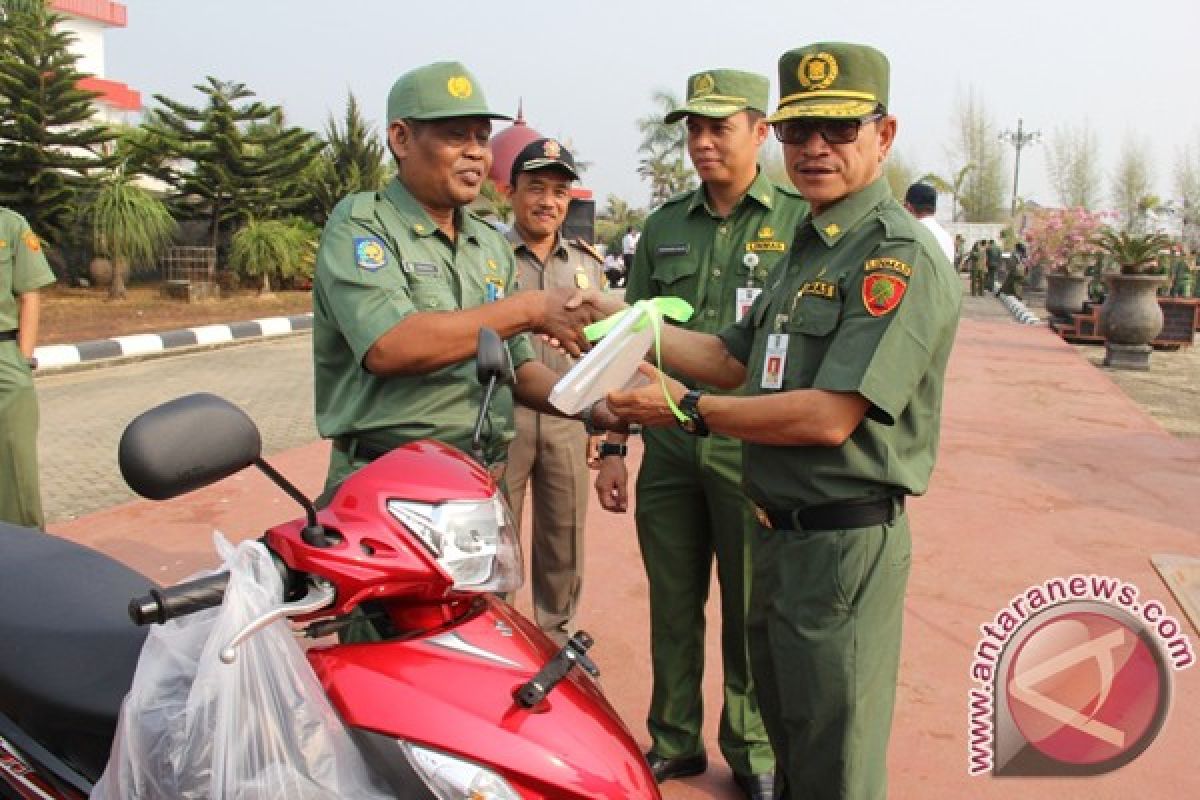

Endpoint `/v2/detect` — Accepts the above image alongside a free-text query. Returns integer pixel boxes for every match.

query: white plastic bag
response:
[549,303,657,415]
[92,533,390,799]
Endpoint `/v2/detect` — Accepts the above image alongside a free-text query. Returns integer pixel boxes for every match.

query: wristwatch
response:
[597,442,627,458]
[579,400,603,435]
[677,390,709,437]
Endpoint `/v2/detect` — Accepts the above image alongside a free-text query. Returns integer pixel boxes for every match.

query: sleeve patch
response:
[353,237,387,270]
[864,257,912,278]
[862,273,907,316]
[22,230,41,252]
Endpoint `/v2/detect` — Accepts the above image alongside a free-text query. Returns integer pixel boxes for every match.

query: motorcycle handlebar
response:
[128,571,230,626]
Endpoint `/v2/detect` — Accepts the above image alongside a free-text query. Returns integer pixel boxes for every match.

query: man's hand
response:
[595,456,629,512]
[534,288,607,357]
[587,398,629,433]
[586,434,605,469]
[606,363,686,427]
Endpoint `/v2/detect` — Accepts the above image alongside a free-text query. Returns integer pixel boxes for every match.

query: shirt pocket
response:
[407,272,456,311]
[651,256,698,292]
[786,296,840,337]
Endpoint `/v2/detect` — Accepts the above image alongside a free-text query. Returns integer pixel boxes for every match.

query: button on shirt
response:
[313,179,535,461]
[719,178,961,509]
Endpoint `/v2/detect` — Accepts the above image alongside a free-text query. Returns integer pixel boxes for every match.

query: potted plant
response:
[1092,228,1172,369]
[1023,208,1107,320]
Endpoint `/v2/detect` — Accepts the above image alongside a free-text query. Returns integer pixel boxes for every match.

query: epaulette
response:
[349,191,378,222]
[570,237,604,264]
[878,201,919,242]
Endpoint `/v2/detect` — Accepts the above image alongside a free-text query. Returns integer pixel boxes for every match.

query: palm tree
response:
[229,217,316,295]
[88,171,177,300]
[921,165,974,222]
[636,90,687,163]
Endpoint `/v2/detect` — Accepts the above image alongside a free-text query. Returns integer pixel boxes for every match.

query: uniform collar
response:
[506,226,568,260]
[383,178,480,243]
[807,176,891,247]
[686,168,776,216]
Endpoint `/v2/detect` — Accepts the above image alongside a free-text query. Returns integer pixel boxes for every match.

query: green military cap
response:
[664,69,769,124]
[768,42,889,122]
[387,61,512,123]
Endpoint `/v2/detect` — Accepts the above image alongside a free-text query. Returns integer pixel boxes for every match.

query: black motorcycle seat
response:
[0,522,151,781]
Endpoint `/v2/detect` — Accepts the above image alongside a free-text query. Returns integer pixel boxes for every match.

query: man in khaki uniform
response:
[504,138,606,645]
[596,69,808,800]
[312,62,612,497]
[603,43,961,799]
[0,208,56,528]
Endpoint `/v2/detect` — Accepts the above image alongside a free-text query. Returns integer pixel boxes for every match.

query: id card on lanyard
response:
[761,313,789,390]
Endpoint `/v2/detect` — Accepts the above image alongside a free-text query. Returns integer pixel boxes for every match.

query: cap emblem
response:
[543,139,561,158]
[693,73,716,97]
[446,76,473,99]
[798,53,838,90]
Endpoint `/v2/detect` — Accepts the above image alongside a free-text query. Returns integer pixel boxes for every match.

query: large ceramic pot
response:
[1044,273,1088,319]
[87,257,130,288]
[1026,263,1046,292]
[1099,273,1166,345]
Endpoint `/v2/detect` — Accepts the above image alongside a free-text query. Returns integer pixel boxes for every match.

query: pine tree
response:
[0,5,115,246]
[304,92,388,224]
[141,77,323,249]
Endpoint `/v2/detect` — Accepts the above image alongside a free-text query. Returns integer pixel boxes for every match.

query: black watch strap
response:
[677,389,709,437]
[597,441,627,458]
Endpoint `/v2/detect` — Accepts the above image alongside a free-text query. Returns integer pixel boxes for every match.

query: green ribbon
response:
[583,297,694,422]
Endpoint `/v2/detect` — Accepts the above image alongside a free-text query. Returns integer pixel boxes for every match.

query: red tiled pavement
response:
[50,315,1200,798]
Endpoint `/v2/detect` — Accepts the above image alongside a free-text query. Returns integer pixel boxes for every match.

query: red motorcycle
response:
[0,330,660,799]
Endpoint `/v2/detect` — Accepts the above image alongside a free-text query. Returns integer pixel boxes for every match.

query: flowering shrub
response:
[1023,208,1112,275]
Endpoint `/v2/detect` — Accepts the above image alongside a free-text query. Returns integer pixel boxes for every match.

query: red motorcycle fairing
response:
[308,596,661,800]
[267,441,498,616]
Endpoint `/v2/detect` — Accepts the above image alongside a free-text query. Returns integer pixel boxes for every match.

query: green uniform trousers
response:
[635,427,773,776]
[969,269,986,297]
[748,512,911,800]
[0,353,44,529]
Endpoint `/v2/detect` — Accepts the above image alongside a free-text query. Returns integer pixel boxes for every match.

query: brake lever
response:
[219,579,336,663]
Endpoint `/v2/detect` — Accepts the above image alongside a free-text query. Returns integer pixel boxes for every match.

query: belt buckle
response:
[752,503,774,530]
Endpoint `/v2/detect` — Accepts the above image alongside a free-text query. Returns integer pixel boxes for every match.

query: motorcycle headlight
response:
[399,741,520,800]
[388,493,523,592]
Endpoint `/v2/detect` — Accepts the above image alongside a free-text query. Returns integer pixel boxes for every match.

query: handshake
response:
[531,288,627,358]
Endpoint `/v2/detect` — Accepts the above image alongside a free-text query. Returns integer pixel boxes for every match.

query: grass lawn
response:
[37,284,313,345]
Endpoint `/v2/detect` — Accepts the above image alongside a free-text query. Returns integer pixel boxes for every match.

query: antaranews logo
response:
[967,574,1194,777]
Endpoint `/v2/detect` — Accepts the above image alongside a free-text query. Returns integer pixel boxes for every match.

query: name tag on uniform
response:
[655,243,690,257]
[736,287,761,323]
[761,333,788,390]
[403,260,438,275]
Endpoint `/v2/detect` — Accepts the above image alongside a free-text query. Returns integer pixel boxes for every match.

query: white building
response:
[50,0,141,123]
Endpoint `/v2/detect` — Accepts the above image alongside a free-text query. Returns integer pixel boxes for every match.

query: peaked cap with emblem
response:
[664,69,769,124]
[510,137,580,185]
[768,42,889,122]
[387,61,512,123]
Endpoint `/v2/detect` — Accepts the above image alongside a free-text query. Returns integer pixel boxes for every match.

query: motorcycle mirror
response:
[475,327,514,387]
[119,393,262,500]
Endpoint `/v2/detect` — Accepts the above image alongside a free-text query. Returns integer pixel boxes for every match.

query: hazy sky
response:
[104,0,1199,213]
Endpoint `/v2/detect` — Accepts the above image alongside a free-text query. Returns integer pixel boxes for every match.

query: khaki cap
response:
[664,69,769,124]
[386,61,512,123]
[768,42,889,122]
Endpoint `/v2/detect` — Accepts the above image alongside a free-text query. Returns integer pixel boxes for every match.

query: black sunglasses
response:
[773,113,883,146]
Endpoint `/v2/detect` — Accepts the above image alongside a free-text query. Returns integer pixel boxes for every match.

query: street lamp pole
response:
[999,118,1041,218]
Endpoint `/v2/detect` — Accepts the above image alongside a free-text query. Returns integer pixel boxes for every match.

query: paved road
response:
[37,335,316,522]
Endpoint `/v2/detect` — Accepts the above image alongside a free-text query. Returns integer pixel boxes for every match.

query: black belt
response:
[754,495,904,532]
[332,436,393,462]
[0,330,16,342]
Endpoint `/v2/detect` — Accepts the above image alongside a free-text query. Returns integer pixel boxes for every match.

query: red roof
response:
[78,76,142,111]
[488,107,542,190]
[50,0,127,27]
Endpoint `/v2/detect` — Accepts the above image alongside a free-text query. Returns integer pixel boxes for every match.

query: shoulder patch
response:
[22,230,41,252]
[571,237,604,264]
[354,236,388,271]
[864,257,913,278]
[862,273,907,316]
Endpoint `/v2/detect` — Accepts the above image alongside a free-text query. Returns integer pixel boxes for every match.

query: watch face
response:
[679,417,697,434]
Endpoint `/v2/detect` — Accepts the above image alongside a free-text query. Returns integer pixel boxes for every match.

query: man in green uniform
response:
[312,62,610,496]
[985,238,1002,294]
[504,138,607,646]
[595,69,807,800]
[602,43,961,799]
[969,240,986,296]
[0,208,56,529]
